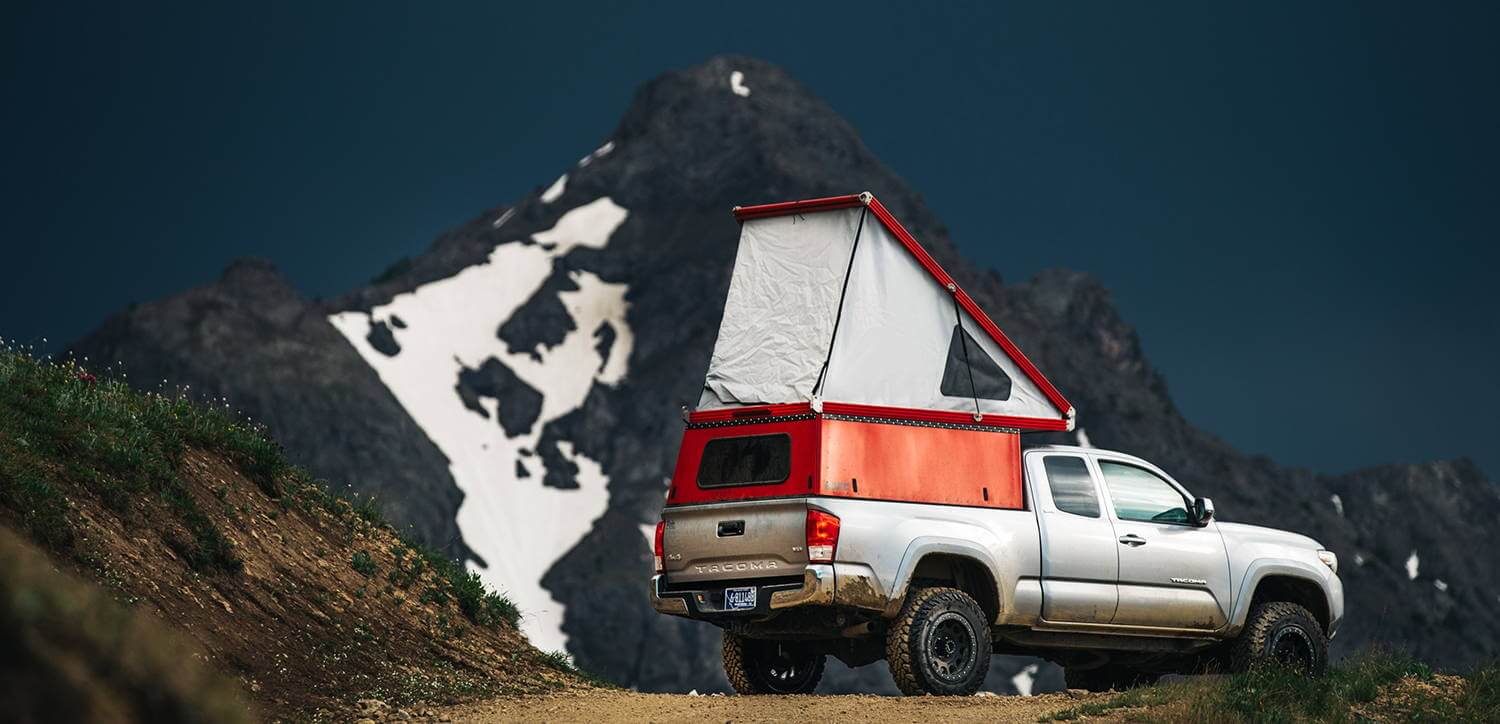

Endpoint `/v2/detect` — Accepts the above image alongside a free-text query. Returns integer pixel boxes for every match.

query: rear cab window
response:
[696,434,791,488]
[1042,455,1100,517]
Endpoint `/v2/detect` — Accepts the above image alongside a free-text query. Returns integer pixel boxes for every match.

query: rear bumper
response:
[651,563,888,619]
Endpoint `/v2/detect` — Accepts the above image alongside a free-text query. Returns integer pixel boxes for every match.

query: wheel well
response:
[910,553,1000,623]
[1249,575,1330,633]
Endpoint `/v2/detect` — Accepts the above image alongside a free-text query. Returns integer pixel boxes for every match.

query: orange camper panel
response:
[818,418,1022,508]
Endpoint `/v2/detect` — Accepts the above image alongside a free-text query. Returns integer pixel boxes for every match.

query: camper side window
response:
[940,324,1013,402]
[696,434,792,488]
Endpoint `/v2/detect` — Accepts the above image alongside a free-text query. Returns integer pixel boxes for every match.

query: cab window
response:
[1098,461,1191,524]
[1042,455,1099,518]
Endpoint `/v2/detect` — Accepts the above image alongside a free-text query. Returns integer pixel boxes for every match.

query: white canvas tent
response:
[699,193,1074,432]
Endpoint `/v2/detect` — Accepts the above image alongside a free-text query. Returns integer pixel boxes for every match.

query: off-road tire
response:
[885,586,993,696]
[1063,664,1157,692]
[1231,601,1328,675]
[721,633,825,694]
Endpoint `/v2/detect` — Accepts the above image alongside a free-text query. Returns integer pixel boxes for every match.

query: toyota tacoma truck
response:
[650,193,1342,695]
[651,440,1343,695]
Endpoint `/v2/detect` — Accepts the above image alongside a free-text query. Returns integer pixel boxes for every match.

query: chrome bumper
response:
[650,563,887,618]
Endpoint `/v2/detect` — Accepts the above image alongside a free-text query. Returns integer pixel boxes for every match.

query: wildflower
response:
[77,371,97,385]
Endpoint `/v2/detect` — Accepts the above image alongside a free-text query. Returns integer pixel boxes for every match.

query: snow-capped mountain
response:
[70,56,1500,692]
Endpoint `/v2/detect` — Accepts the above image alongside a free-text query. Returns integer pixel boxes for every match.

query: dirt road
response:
[436,689,1109,723]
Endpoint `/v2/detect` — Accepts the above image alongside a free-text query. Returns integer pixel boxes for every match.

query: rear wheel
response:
[1231,602,1328,675]
[886,587,992,696]
[722,634,825,694]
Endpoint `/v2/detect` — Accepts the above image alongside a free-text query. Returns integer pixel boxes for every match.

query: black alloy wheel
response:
[722,633,825,694]
[1231,601,1329,675]
[886,587,993,695]
[1269,622,1317,672]
[926,614,980,686]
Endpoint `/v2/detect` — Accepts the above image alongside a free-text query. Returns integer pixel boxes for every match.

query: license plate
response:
[724,586,757,611]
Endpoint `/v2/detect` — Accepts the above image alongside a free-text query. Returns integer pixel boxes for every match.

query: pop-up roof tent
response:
[695,192,1073,432]
[672,194,1073,510]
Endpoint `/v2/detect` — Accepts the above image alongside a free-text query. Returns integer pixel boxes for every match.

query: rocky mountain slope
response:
[69,56,1500,693]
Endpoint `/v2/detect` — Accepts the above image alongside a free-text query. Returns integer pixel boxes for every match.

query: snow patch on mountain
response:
[730,70,751,97]
[541,174,568,203]
[328,197,632,653]
[578,140,616,168]
[1011,663,1039,696]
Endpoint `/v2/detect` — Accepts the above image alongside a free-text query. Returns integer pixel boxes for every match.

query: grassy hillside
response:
[1043,650,1499,722]
[0,525,253,723]
[0,345,590,720]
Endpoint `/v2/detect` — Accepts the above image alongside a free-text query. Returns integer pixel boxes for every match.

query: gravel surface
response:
[436,689,1106,723]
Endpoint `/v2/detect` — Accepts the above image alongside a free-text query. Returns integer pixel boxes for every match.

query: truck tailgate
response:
[663,499,809,584]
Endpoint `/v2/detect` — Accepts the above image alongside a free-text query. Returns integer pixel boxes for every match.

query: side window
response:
[1099,461,1191,524]
[940,324,1012,401]
[1043,456,1099,518]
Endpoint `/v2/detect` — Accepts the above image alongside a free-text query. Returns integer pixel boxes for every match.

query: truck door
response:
[1095,459,1232,630]
[1028,452,1119,624]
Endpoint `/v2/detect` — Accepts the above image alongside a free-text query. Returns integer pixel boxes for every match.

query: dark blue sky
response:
[3,2,1496,477]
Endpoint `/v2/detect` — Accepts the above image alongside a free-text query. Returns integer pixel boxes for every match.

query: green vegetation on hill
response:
[0,344,520,631]
[1044,650,1500,722]
[0,526,253,723]
[0,345,594,718]
[0,344,268,571]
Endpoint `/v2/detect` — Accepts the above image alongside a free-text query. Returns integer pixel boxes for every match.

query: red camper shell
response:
[668,193,1073,510]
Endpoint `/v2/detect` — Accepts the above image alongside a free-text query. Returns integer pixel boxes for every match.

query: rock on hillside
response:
[69,55,1500,694]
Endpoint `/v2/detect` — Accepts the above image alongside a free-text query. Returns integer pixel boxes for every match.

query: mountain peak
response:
[218,257,292,295]
[602,56,882,209]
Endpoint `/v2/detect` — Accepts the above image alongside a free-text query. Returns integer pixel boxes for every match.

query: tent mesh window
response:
[696,434,792,488]
[940,324,1013,402]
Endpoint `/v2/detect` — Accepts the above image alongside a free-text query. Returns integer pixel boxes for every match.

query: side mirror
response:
[1193,497,1215,526]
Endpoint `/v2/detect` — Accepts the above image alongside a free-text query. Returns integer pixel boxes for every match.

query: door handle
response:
[1118,534,1147,547]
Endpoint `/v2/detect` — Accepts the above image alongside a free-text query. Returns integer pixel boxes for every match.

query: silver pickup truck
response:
[651,444,1344,696]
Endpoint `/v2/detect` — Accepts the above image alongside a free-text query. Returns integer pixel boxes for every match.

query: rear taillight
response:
[653,520,665,573]
[806,509,840,563]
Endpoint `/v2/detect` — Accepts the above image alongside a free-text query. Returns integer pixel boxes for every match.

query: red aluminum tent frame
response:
[690,193,1075,432]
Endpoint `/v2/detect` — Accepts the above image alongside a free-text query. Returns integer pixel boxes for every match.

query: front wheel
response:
[722,634,825,694]
[886,587,993,695]
[1231,602,1329,675]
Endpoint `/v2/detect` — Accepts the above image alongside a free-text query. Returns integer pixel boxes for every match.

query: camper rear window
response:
[696,434,791,488]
